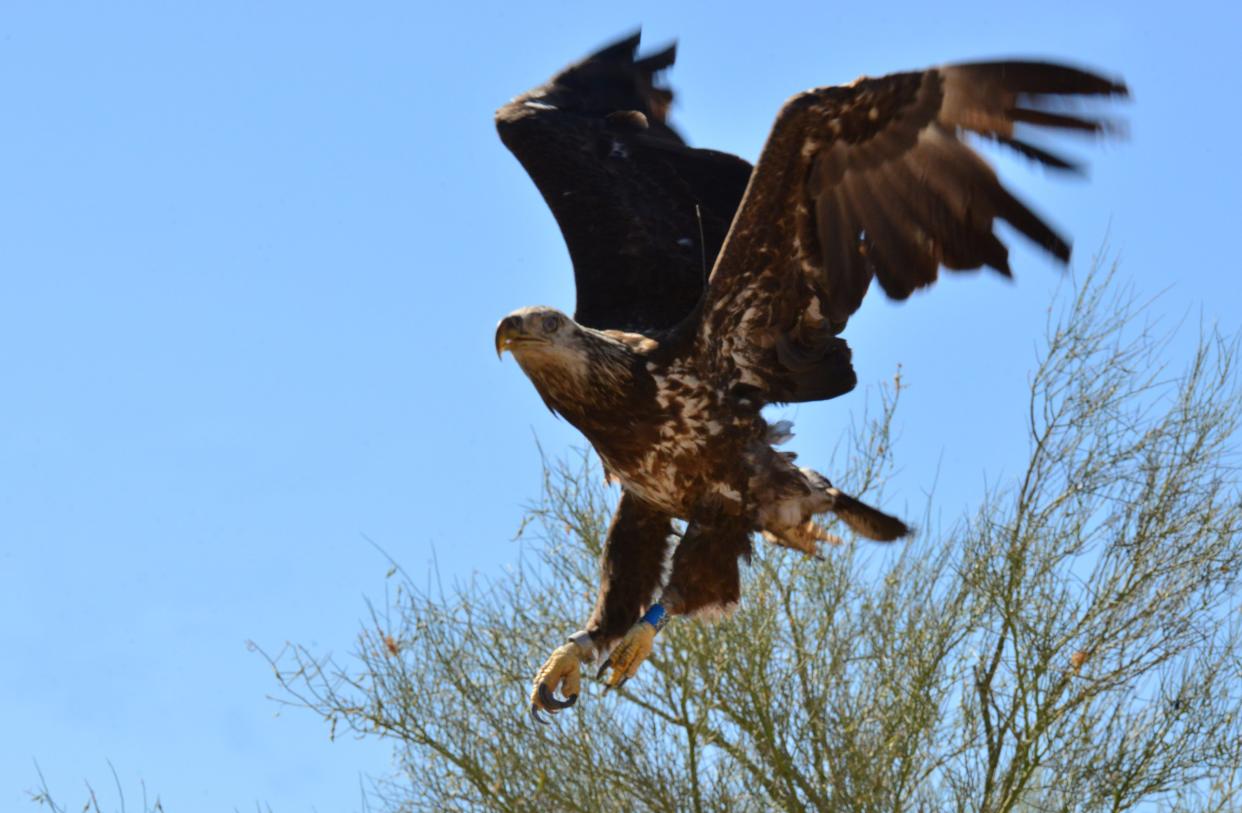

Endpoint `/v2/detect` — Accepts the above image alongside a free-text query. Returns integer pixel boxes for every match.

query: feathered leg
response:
[596,521,752,690]
[529,491,675,722]
[759,466,911,555]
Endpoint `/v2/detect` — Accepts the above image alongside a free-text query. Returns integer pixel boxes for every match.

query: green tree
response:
[263,265,1242,813]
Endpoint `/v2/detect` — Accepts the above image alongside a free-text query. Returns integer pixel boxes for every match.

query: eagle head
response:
[494,305,597,387]
[495,306,638,416]
[494,306,582,361]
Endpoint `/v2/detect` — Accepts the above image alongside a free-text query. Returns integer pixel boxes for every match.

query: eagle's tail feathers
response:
[828,489,912,542]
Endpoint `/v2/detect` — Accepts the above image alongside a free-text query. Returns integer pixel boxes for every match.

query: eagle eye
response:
[542,314,562,333]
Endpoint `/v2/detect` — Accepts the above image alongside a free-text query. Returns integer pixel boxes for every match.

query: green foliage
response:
[264,264,1242,812]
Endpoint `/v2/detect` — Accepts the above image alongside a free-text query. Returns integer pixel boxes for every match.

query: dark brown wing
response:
[695,62,1127,405]
[495,32,752,333]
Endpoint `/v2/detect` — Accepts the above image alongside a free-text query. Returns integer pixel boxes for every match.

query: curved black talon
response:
[595,658,613,681]
[529,704,550,725]
[538,683,577,711]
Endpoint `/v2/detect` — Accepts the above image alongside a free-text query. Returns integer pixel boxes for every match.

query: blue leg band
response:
[641,603,668,631]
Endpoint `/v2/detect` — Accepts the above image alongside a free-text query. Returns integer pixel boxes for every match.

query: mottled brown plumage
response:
[494,33,1127,719]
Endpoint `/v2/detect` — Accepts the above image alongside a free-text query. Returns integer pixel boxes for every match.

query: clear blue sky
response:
[2,1,1239,810]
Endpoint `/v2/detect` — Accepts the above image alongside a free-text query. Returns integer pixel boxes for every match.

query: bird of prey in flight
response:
[493,32,1126,721]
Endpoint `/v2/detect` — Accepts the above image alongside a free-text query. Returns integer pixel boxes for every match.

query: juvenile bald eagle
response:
[494,33,1126,721]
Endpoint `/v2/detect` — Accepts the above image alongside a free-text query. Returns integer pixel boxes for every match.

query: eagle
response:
[493,32,1126,721]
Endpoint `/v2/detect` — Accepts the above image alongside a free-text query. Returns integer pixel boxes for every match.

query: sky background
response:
[2,1,1239,810]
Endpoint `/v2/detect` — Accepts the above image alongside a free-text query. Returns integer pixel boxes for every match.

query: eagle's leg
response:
[529,492,675,722]
[757,467,911,553]
[761,521,841,558]
[528,633,592,724]
[595,602,667,693]
[597,521,752,691]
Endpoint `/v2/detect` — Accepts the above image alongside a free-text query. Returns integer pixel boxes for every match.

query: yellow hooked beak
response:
[494,315,546,359]
[495,316,518,359]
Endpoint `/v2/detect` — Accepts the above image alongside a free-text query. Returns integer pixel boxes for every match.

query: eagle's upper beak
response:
[495,314,543,359]
[495,315,520,358]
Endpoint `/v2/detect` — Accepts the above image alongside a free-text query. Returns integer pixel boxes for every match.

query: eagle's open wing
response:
[695,62,1127,404]
[496,32,753,333]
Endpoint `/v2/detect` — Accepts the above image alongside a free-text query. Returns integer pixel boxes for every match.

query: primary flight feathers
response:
[497,32,1127,347]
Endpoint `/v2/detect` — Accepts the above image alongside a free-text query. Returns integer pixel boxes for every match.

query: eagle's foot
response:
[529,633,593,724]
[596,604,667,692]
[762,521,841,559]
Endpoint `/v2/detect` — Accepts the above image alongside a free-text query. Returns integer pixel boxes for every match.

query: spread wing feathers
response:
[495,32,753,333]
[698,61,1127,405]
